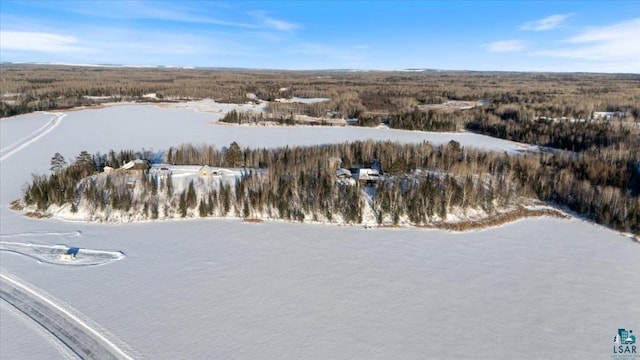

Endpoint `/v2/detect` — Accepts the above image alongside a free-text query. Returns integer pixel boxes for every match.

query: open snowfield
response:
[1,101,638,359]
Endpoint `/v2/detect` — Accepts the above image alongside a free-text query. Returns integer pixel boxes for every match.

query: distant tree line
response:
[465,109,638,152]
[220,110,296,126]
[5,65,638,128]
[386,109,465,131]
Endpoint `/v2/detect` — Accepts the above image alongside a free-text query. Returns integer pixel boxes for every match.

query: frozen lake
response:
[1,102,638,359]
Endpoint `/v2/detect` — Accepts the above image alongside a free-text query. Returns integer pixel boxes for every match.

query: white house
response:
[358,168,380,183]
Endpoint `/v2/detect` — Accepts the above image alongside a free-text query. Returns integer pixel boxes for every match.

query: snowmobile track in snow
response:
[0,112,65,161]
[0,231,125,267]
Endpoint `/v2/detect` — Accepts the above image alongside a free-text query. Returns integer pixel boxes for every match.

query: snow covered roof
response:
[336,168,352,178]
[198,165,213,175]
[120,161,134,170]
[121,160,149,170]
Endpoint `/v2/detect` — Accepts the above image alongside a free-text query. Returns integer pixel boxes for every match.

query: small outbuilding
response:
[60,247,79,261]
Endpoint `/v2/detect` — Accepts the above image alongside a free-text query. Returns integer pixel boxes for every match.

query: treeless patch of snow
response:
[274,97,330,104]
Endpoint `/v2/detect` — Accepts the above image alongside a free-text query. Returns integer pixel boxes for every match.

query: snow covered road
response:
[0,272,139,360]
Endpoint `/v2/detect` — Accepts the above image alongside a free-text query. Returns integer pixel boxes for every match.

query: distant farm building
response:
[593,111,625,120]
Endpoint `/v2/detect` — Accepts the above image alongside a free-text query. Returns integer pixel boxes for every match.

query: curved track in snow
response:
[0,112,65,162]
[0,271,141,360]
[0,231,125,266]
[0,230,82,239]
[0,241,125,267]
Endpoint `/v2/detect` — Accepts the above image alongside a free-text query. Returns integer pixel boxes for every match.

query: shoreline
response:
[12,200,573,234]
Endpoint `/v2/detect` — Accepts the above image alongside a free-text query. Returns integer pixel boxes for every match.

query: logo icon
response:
[615,329,637,345]
[613,328,638,359]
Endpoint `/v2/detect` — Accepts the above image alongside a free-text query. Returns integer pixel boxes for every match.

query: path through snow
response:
[0,241,125,266]
[0,230,125,266]
[0,112,65,161]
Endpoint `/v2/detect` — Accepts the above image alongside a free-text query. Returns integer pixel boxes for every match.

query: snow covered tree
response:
[74,150,95,176]
[50,152,67,172]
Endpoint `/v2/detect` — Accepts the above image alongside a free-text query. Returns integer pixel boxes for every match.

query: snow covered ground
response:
[1,102,638,359]
[160,98,267,114]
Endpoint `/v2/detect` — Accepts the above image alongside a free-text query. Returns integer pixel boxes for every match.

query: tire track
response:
[0,299,81,360]
[0,112,65,162]
[0,271,141,360]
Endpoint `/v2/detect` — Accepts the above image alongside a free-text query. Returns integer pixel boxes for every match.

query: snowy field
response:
[1,102,638,359]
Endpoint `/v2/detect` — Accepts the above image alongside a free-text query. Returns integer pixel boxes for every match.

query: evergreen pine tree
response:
[50,152,67,172]
[186,180,197,208]
[224,141,243,167]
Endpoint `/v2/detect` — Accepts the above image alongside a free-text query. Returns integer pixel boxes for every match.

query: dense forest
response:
[3,65,639,123]
[18,141,639,234]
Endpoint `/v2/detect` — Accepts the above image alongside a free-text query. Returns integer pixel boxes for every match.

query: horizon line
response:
[2,61,639,76]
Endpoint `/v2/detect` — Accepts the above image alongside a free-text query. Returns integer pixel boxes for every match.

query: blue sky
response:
[1,1,639,72]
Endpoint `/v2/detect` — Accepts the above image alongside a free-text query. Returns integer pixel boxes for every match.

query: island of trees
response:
[13,140,638,235]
